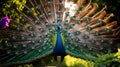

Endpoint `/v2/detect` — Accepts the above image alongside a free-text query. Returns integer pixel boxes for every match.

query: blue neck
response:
[53,29,66,56]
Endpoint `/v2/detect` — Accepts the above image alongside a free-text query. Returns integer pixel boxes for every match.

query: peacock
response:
[0,0,120,66]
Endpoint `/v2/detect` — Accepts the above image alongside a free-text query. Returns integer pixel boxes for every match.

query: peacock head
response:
[57,21,62,30]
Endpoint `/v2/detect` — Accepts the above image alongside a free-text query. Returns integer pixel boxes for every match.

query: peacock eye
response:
[21,35,27,40]
[64,21,68,25]
[36,5,40,10]
[58,2,62,6]
[31,47,35,50]
[74,31,80,35]
[22,44,27,48]
[16,26,22,31]
[83,17,90,22]
[34,20,40,24]
[15,51,19,55]
[57,10,62,14]
[86,26,92,31]
[39,28,44,32]
[108,40,114,45]
[47,1,51,5]
[105,28,111,33]
[21,17,27,23]
[48,12,52,16]
[90,39,96,44]
[94,31,99,36]
[26,10,32,14]
[45,22,51,27]
[39,14,45,19]
[69,24,75,28]
[65,12,69,16]
[76,20,81,24]
[83,34,89,39]
[23,51,27,54]
[74,37,80,42]
[100,38,105,43]
[57,17,62,21]
[31,39,36,44]
[7,50,11,54]
[82,43,87,47]
[70,16,76,20]
[76,10,80,14]
[46,34,52,38]
[29,32,36,37]
[28,26,34,31]
[49,29,55,33]
[13,45,17,49]
[12,35,17,40]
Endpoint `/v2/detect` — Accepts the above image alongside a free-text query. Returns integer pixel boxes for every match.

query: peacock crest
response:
[0,0,120,66]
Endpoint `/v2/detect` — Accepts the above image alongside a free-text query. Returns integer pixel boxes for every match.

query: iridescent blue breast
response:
[53,29,66,56]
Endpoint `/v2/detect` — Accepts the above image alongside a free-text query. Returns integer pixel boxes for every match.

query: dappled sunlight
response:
[115,48,120,59]
[64,55,94,67]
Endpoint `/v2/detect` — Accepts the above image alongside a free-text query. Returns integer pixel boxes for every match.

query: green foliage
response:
[0,0,7,18]
[2,0,26,21]
[94,49,120,67]
[93,0,120,25]
[93,0,106,7]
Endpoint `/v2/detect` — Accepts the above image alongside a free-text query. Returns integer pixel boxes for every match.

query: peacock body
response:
[0,0,120,66]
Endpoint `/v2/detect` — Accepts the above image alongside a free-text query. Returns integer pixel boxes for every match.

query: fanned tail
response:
[0,0,120,66]
[0,0,65,66]
[61,0,120,61]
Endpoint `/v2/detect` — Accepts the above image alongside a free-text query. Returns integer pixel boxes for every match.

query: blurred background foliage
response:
[94,51,120,67]
[0,0,26,21]
[92,0,120,25]
[0,0,120,67]
[0,0,27,30]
